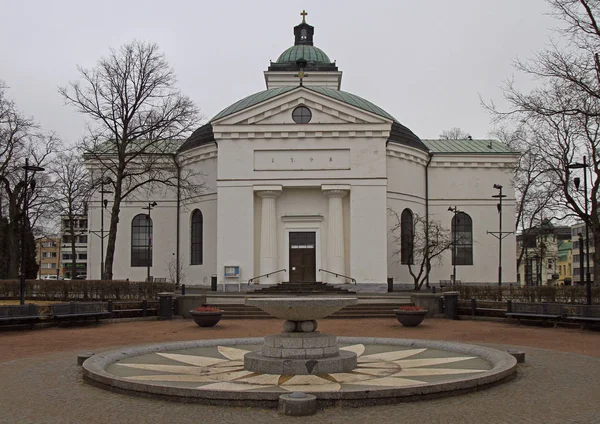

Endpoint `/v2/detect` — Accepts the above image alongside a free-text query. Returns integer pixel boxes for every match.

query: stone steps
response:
[250,281,356,295]
[215,302,411,319]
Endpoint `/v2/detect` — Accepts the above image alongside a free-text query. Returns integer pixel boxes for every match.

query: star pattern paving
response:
[114,344,489,392]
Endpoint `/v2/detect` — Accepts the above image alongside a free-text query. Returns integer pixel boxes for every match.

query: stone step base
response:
[215,302,413,319]
[250,281,356,295]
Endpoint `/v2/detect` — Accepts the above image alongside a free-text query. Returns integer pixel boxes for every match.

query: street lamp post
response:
[99,179,113,280]
[142,202,157,281]
[567,157,592,305]
[448,206,461,286]
[487,184,512,287]
[20,159,45,305]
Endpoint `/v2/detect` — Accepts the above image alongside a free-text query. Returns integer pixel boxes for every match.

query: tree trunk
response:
[7,192,22,279]
[594,231,600,286]
[70,217,77,279]
[104,181,122,280]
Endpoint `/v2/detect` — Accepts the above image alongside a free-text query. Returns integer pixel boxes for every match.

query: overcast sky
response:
[0,0,557,144]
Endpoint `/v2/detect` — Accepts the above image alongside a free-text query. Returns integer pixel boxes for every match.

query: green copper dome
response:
[276,45,331,64]
[211,86,395,122]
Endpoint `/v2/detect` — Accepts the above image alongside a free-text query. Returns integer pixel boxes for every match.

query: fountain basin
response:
[245,297,358,321]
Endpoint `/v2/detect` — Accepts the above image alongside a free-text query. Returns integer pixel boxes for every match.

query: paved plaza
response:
[1,318,599,423]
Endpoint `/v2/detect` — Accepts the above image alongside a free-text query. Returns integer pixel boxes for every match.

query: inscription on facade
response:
[254,149,350,171]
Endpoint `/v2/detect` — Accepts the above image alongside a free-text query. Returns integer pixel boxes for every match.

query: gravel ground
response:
[1,318,599,424]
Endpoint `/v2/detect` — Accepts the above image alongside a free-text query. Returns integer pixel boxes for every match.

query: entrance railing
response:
[318,269,357,285]
[247,269,287,285]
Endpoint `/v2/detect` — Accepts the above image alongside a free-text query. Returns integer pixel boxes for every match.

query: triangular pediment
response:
[213,87,391,127]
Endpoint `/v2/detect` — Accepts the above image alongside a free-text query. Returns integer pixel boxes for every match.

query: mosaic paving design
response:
[109,344,491,393]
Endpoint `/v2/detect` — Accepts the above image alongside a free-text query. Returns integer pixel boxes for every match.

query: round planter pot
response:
[393,310,428,327]
[190,311,223,327]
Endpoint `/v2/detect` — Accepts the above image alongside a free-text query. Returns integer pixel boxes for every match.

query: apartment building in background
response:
[571,222,595,285]
[60,215,88,279]
[36,236,61,279]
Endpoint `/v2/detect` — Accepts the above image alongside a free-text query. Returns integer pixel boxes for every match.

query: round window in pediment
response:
[292,106,312,124]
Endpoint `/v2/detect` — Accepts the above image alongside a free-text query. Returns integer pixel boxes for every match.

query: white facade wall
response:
[426,157,517,285]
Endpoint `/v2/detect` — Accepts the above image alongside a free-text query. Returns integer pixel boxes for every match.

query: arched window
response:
[451,212,473,265]
[191,209,203,265]
[131,214,152,267]
[400,209,414,264]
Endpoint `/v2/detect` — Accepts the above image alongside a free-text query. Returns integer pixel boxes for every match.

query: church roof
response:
[422,139,518,154]
[211,86,396,122]
[179,86,428,154]
[276,45,331,65]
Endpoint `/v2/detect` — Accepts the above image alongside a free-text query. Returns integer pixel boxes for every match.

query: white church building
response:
[86,15,518,292]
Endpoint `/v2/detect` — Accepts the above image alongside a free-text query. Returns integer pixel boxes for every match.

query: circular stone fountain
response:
[244,297,358,375]
[81,296,518,407]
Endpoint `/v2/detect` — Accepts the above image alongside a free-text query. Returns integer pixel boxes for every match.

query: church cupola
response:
[294,10,314,46]
[264,11,343,90]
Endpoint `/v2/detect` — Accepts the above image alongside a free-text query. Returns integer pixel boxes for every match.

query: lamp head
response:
[493,184,502,190]
[574,177,581,190]
[103,199,108,209]
[150,201,157,208]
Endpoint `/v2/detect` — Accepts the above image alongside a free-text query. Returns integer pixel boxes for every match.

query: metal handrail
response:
[318,269,357,285]
[248,269,287,285]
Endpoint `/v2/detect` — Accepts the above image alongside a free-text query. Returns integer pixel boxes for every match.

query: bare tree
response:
[389,209,454,290]
[0,82,58,278]
[166,253,187,288]
[439,127,471,140]
[60,41,201,280]
[487,0,600,284]
[491,126,561,272]
[49,151,91,279]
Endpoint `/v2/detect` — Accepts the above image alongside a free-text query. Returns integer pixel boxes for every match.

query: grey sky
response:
[0,0,556,143]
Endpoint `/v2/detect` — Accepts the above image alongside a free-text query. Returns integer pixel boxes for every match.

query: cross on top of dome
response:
[300,9,308,23]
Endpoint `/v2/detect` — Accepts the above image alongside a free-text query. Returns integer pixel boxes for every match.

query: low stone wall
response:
[176,295,207,318]
[410,292,443,317]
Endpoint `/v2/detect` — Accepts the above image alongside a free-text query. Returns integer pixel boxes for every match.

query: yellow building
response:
[557,240,572,286]
[36,237,61,279]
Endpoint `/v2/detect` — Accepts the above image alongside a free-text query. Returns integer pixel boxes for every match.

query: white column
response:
[323,188,348,283]
[257,189,282,284]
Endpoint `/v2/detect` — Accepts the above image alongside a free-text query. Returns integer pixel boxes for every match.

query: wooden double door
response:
[289,232,316,283]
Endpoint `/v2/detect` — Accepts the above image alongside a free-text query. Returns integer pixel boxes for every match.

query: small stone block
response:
[261,346,282,358]
[274,337,304,349]
[281,348,306,359]
[77,353,94,366]
[302,335,336,349]
[278,392,317,416]
[322,346,339,357]
[305,348,325,359]
[507,350,526,363]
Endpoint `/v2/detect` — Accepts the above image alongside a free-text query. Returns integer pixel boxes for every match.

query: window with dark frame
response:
[451,212,473,266]
[400,208,414,264]
[131,214,152,267]
[292,106,312,124]
[191,209,203,265]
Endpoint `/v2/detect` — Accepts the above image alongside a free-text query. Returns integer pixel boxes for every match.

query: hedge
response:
[0,279,175,301]
[454,284,600,304]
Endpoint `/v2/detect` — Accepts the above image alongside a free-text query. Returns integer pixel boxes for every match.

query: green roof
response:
[422,139,517,154]
[276,45,331,64]
[85,139,184,156]
[211,86,396,122]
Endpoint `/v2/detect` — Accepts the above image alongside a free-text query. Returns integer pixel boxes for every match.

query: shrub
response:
[455,284,600,304]
[0,279,175,301]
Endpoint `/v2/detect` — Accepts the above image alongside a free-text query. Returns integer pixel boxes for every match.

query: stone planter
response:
[393,309,428,327]
[190,310,222,327]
